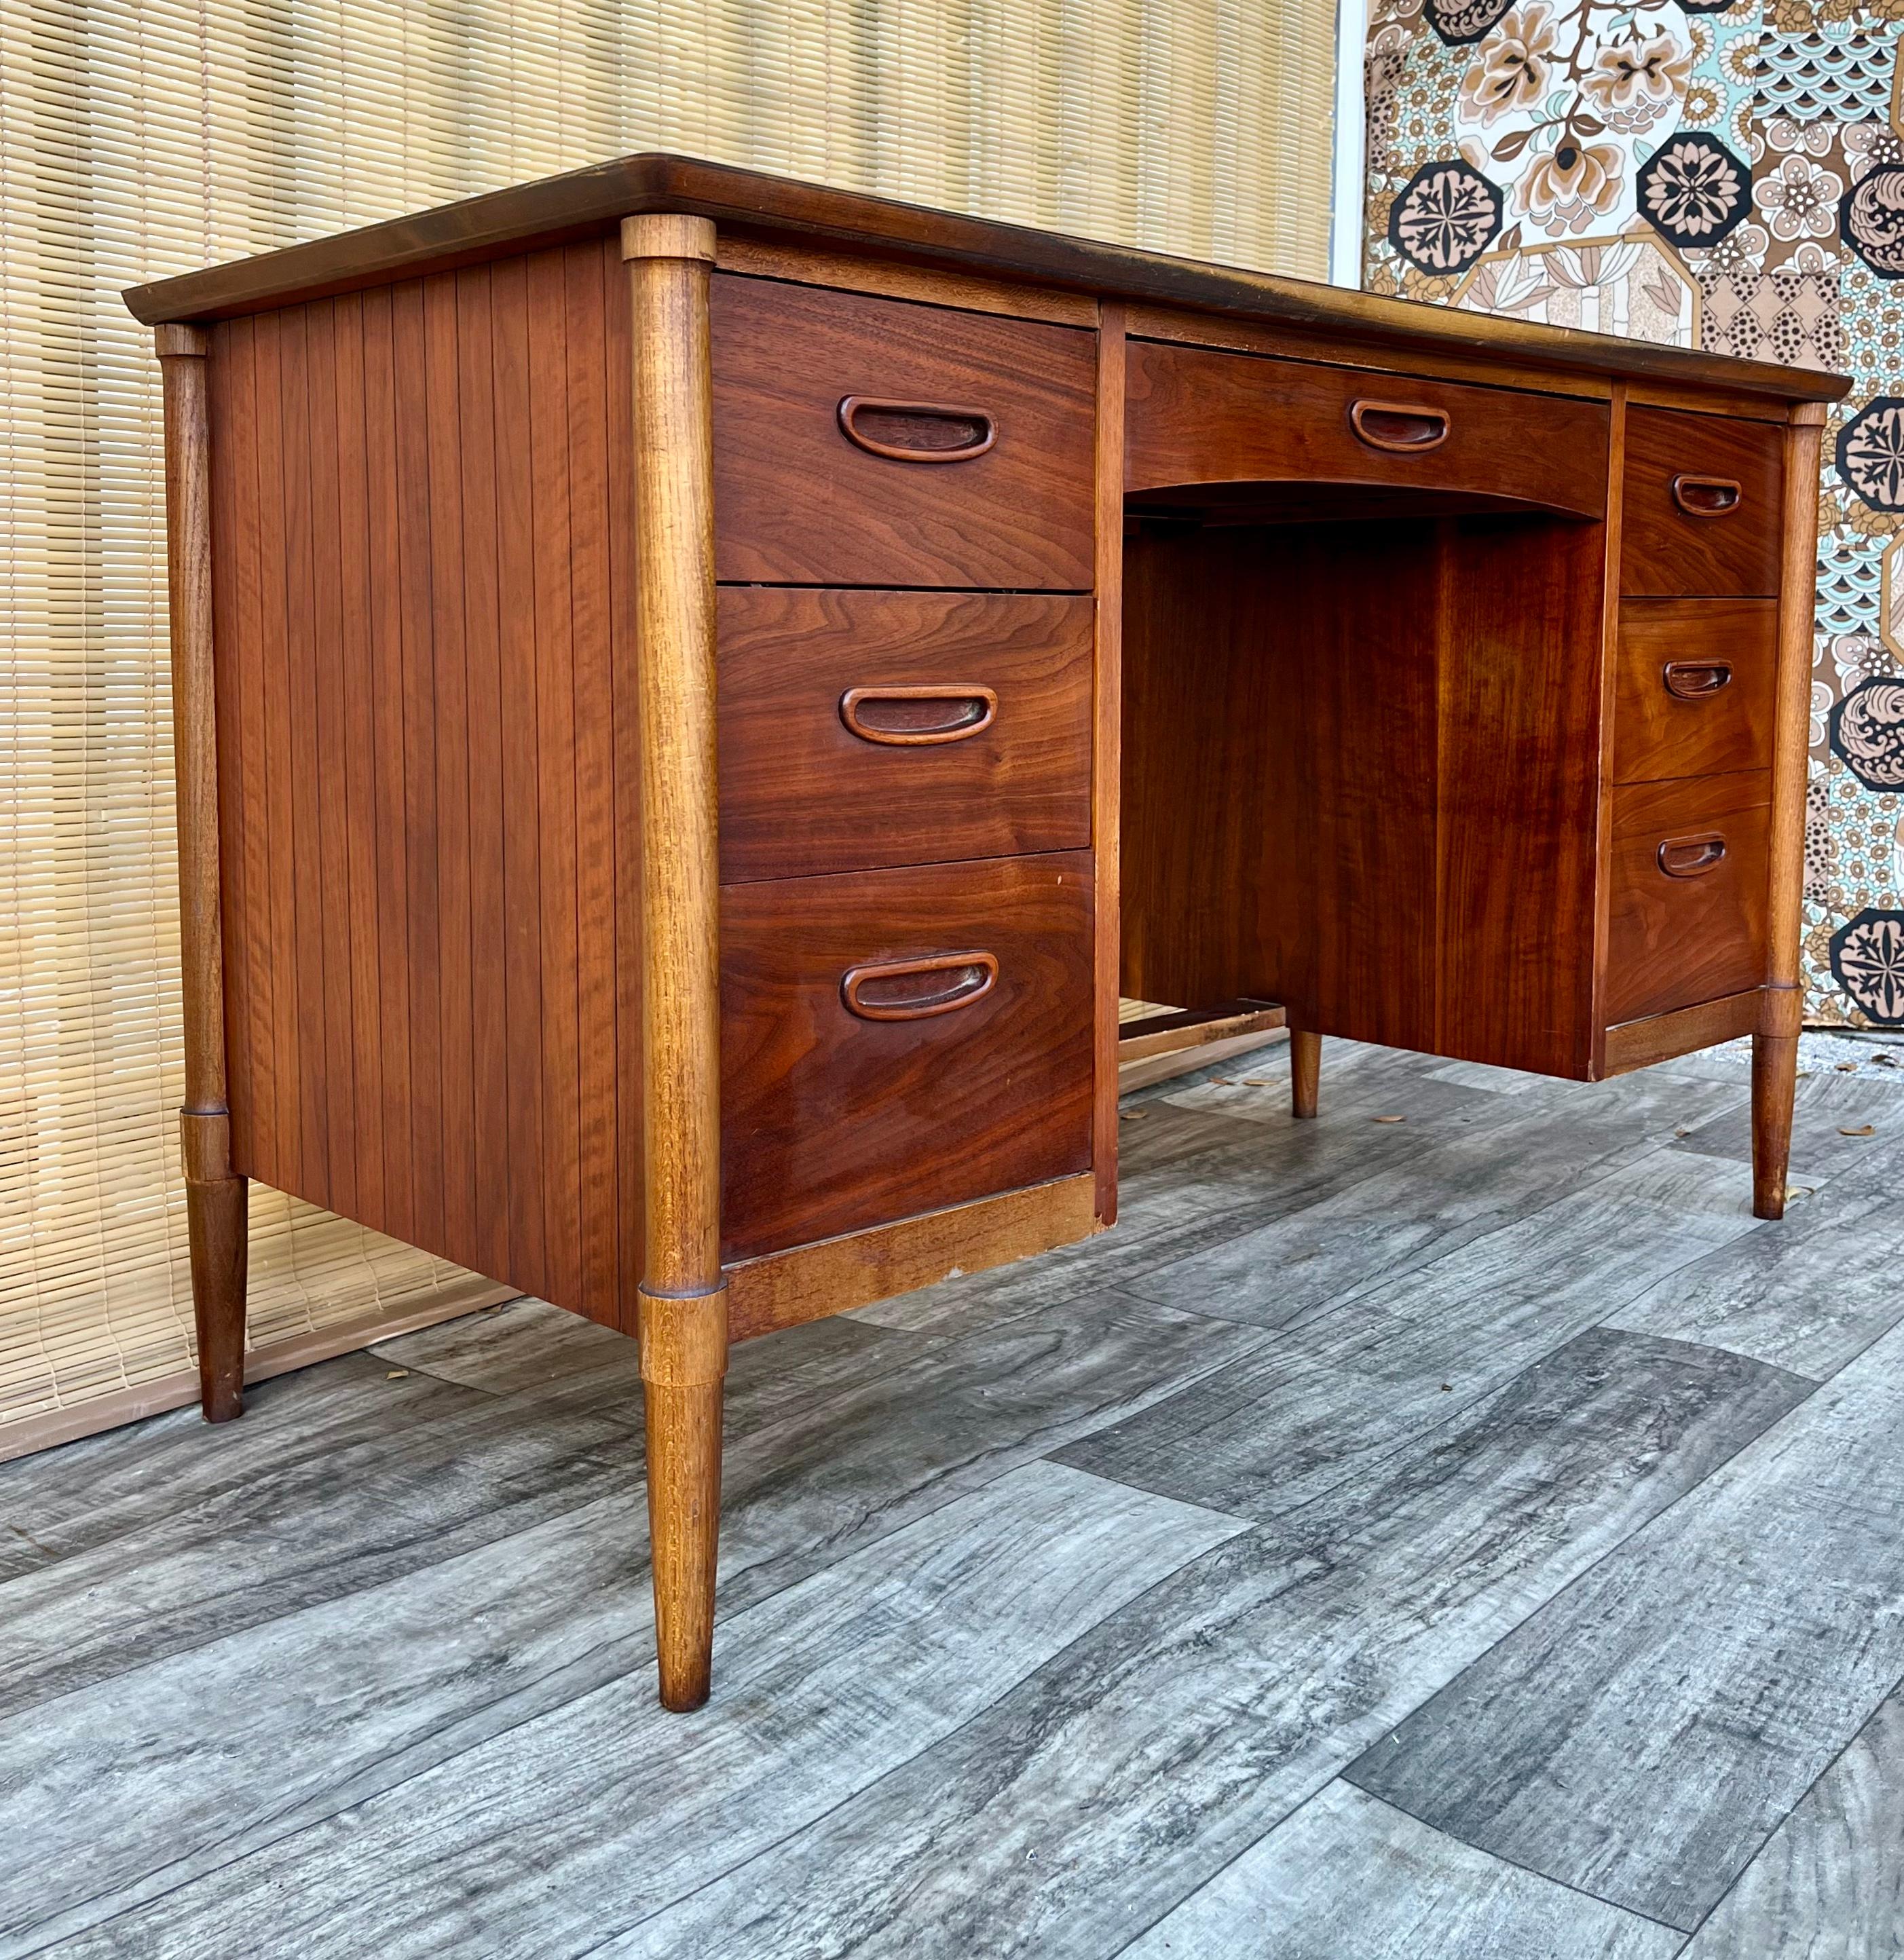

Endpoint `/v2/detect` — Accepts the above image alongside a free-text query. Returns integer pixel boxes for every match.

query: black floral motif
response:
[1830,909,1904,1025]
[1423,0,1516,46]
[1841,165,1904,278]
[1836,398,1904,510]
[1636,134,1751,248]
[1829,677,1904,789]
[1387,159,1502,275]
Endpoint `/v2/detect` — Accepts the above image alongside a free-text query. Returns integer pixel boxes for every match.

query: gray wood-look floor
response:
[11,1035,1904,1959]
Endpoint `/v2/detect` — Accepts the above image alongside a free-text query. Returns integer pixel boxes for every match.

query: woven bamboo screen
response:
[0,0,1338,1458]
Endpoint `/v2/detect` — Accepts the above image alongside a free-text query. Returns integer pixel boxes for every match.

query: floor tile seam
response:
[1666,1659,1904,1948]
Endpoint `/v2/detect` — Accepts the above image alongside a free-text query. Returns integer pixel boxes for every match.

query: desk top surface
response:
[125,151,1848,406]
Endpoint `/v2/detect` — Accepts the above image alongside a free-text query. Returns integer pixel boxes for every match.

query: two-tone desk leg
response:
[1755,400,1827,1221]
[157,324,248,1422]
[623,214,729,1711]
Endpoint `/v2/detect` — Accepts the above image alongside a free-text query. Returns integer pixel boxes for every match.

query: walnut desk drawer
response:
[718,588,1094,883]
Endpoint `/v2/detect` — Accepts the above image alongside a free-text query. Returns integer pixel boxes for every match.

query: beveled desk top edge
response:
[124,151,1848,405]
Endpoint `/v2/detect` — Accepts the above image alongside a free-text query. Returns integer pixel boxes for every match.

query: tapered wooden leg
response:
[158,325,248,1425]
[1290,1028,1321,1119]
[639,1286,728,1710]
[1752,1031,1797,1222]
[625,214,726,1709]
[183,1112,248,1421]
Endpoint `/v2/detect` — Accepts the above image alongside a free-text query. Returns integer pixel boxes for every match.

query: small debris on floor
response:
[386,1369,410,1380]
[1675,1127,1694,1137]
[1840,1125,1876,1137]
[1119,1110,1146,1121]
[1837,1061,1861,1072]
[1373,1114,1405,1124]
[1438,1382,1453,1391]
[1242,1078,1271,1087]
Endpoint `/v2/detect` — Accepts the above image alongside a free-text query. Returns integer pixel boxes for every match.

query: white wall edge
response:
[1330,0,1370,287]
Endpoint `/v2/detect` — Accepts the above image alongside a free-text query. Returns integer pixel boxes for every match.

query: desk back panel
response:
[1121,508,1605,1076]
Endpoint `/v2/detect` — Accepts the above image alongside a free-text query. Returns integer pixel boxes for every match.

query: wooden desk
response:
[126,154,1848,1708]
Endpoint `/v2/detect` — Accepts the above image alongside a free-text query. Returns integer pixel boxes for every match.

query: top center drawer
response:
[1125,341,1610,520]
[712,275,1098,590]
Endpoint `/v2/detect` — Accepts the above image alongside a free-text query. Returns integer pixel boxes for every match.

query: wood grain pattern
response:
[711,273,1096,588]
[158,324,250,1425]
[122,153,1847,410]
[720,852,1095,1261]
[1123,1783,1682,1960]
[205,240,631,1323]
[713,233,1099,325]
[724,1175,1099,1340]
[1612,599,1776,784]
[1601,987,1766,1076]
[625,1325,1802,1960]
[1094,304,1125,1226]
[1757,404,1829,1218]
[1605,771,1771,1023]
[1620,407,1785,597]
[1121,512,1603,1078]
[717,589,1092,882]
[1680,1691,1904,1959]
[1125,341,1610,519]
[623,212,727,1716]
[1345,1311,1904,1931]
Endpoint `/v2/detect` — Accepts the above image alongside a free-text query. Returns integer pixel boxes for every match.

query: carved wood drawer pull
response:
[1662,660,1733,700]
[1671,474,1742,518]
[1658,833,1728,879]
[1349,400,1450,453]
[842,951,999,1021]
[840,685,998,746]
[838,397,996,464]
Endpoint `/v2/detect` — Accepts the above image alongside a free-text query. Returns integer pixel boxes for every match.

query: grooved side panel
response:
[207,239,637,1324]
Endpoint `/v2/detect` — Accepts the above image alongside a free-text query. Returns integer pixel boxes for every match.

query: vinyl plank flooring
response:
[1605,1177,1904,1380]
[49,1463,1243,1960]
[1680,1691,1904,1960]
[372,1294,906,1430]
[1346,1314,1904,1931]
[853,1066,1536,1338]
[696,1288,1270,1606]
[1120,1782,1683,1960]
[598,1328,1806,1960]
[1667,1069,1904,1184]
[1056,1145,1764,1523]
[9,1294,1261,1953]
[1119,1098,1719,1332]
[0,1353,641,1718]
[0,1355,488,1585]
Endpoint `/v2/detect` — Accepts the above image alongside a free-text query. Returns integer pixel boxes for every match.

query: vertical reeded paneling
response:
[206,239,634,1323]
[565,242,623,1325]
[455,265,513,1291]
[529,251,584,1314]
[362,286,417,1245]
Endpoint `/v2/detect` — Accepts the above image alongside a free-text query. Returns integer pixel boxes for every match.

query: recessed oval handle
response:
[1658,833,1728,879]
[838,397,996,464]
[1662,660,1734,700]
[1349,400,1450,453]
[840,685,998,747]
[1672,474,1741,518]
[842,951,999,1021]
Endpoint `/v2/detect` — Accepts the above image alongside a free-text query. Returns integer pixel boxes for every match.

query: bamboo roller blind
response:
[0,0,1337,1456]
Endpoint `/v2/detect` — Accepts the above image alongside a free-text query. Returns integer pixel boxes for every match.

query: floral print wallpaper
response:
[1366,0,1904,1024]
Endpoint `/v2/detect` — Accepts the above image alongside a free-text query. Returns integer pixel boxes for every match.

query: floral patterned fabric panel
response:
[1366,0,1904,1025]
